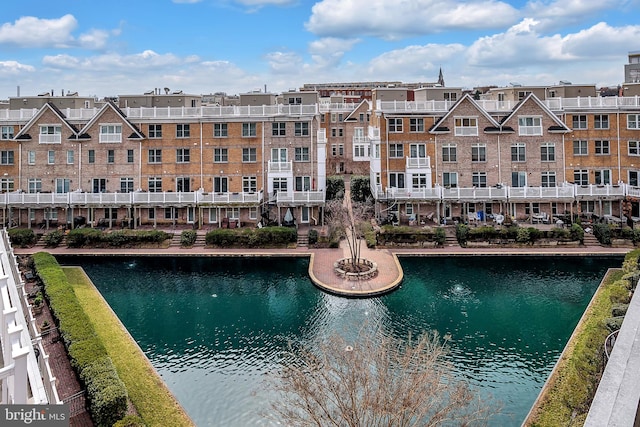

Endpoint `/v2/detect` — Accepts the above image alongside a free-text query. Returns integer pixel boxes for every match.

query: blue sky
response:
[1,0,639,99]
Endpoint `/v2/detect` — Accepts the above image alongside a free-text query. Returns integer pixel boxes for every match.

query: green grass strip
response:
[526,263,631,426]
[62,267,194,427]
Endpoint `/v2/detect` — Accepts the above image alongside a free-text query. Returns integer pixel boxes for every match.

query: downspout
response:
[18,142,22,190]
[617,111,621,182]
[200,119,204,190]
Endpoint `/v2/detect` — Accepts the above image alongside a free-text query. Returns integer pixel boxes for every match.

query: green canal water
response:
[58,255,622,426]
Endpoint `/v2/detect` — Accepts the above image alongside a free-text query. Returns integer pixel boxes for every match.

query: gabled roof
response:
[14,102,80,140]
[429,93,500,134]
[344,100,371,121]
[78,100,145,140]
[500,93,571,133]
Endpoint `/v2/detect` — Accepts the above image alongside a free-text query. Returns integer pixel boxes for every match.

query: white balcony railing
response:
[99,134,122,143]
[406,156,431,169]
[197,190,263,204]
[38,134,61,144]
[276,191,325,204]
[268,161,293,173]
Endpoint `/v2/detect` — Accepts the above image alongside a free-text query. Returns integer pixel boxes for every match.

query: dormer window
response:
[100,124,122,143]
[518,116,542,136]
[454,117,478,136]
[39,125,61,144]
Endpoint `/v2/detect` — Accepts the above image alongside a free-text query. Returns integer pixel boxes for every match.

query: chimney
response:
[16,86,20,97]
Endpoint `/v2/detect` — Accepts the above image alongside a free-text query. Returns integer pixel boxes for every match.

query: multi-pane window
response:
[412,173,428,189]
[410,118,424,132]
[1,126,14,140]
[272,177,287,194]
[242,176,257,193]
[272,122,286,136]
[630,141,640,156]
[628,115,640,129]
[214,123,228,137]
[176,176,190,192]
[410,144,426,160]
[389,172,405,188]
[442,172,458,188]
[0,151,14,165]
[541,143,555,161]
[107,149,115,164]
[472,172,487,188]
[518,117,542,135]
[272,147,287,162]
[389,144,404,158]
[127,149,134,163]
[149,124,162,138]
[28,178,42,193]
[595,169,611,185]
[176,148,190,163]
[214,148,228,163]
[88,149,95,164]
[120,177,134,193]
[242,123,257,137]
[295,176,311,191]
[471,144,486,162]
[594,115,609,129]
[48,150,55,164]
[511,143,526,162]
[55,178,70,193]
[573,140,588,155]
[354,144,368,158]
[630,171,640,187]
[595,140,610,155]
[444,92,458,102]
[0,178,14,193]
[573,115,587,129]
[67,150,74,164]
[148,149,162,163]
[243,147,257,162]
[176,124,190,138]
[295,147,310,162]
[295,122,309,136]
[454,117,478,136]
[574,170,589,185]
[388,118,403,133]
[512,171,527,187]
[39,125,62,144]
[214,177,228,193]
[442,144,457,162]
[27,151,35,165]
[541,171,556,187]
[148,177,162,192]
[99,124,122,143]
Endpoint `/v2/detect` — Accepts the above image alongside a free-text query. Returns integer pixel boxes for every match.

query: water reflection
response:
[58,255,621,427]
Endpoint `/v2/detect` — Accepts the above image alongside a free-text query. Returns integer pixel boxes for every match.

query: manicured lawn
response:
[63,267,194,427]
[525,267,629,426]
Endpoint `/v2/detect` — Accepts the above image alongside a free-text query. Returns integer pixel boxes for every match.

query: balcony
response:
[71,192,139,206]
[99,133,122,143]
[276,191,325,205]
[405,156,431,169]
[4,192,69,207]
[442,186,508,201]
[574,184,625,199]
[268,161,293,173]
[197,190,263,205]
[38,134,61,144]
[130,191,197,206]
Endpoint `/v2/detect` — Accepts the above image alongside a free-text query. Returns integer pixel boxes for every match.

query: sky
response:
[0,0,639,99]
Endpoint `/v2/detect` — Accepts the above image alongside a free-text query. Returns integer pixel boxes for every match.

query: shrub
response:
[66,228,171,248]
[205,226,297,247]
[43,230,65,247]
[349,176,371,202]
[593,223,612,245]
[8,228,36,247]
[308,229,318,245]
[455,224,469,245]
[32,252,128,426]
[326,176,345,200]
[516,227,530,243]
[434,227,446,245]
[113,415,146,427]
[570,223,584,242]
[180,230,197,247]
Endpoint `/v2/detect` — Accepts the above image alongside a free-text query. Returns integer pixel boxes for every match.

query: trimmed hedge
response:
[43,230,65,247]
[32,252,128,427]
[180,230,197,247]
[8,228,37,247]
[455,223,583,246]
[377,225,444,246]
[205,226,297,247]
[66,228,171,248]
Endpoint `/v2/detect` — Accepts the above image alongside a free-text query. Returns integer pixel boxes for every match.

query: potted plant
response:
[39,320,51,336]
[32,292,44,315]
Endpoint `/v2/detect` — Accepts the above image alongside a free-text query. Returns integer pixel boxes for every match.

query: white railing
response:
[38,135,61,144]
[0,230,53,404]
[508,186,575,199]
[70,192,136,205]
[318,103,359,112]
[268,161,293,173]
[518,126,543,136]
[197,190,263,204]
[574,184,626,198]
[122,104,318,119]
[276,191,325,204]
[442,186,509,201]
[129,192,197,205]
[4,192,69,205]
[454,127,478,136]
[99,134,122,143]
[406,157,430,169]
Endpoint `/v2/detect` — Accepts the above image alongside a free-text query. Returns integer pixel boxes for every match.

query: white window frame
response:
[39,125,61,144]
[99,124,122,143]
[471,144,486,162]
[518,116,542,136]
[573,140,588,156]
[629,141,640,156]
[67,150,74,164]
[242,147,257,163]
[541,143,555,162]
[454,117,478,136]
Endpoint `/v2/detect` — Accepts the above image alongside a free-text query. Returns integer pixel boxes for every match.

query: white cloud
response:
[78,29,110,50]
[306,0,519,39]
[0,61,36,75]
[308,37,360,69]
[0,15,78,48]
[524,0,624,31]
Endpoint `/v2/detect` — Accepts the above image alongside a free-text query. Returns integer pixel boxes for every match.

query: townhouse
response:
[0,91,326,230]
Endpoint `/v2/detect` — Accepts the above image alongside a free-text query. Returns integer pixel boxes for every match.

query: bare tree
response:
[268,331,496,426]
[325,198,372,270]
